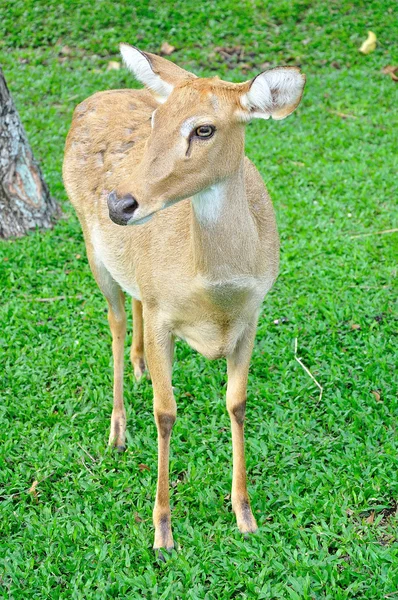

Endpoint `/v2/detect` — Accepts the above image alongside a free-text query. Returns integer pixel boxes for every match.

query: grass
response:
[1,0,397,598]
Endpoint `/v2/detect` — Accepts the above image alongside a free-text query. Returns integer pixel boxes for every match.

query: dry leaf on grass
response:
[366,511,375,524]
[215,45,244,58]
[134,512,143,523]
[371,390,381,402]
[240,63,251,74]
[60,45,72,56]
[160,42,175,56]
[28,480,39,502]
[107,61,121,71]
[138,463,150,472]
[382,65,398,82]
[359,31,377,55]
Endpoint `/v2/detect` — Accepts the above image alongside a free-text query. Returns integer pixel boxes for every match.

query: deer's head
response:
[107,44,305,226]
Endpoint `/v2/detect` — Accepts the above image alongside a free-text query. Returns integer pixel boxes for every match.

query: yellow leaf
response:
[107,61,121,71]
[359,31,377,55]
[28,480,39,502]
[160,42,175,56]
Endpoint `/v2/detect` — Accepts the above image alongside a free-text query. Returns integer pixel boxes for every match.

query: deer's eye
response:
[195,125,215,138]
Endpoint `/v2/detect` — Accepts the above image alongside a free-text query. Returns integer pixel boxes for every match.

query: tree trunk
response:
[0,67,60,238]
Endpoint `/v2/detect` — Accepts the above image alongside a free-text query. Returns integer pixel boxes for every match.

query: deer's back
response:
[63,88,157,220]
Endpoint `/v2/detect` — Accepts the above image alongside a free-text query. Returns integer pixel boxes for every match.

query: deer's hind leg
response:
[130,298,147,381]
[86,242,127,451]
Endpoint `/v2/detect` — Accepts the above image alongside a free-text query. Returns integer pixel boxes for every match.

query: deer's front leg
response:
[227,325,258,535]
[106,290,127,451]
[144,318,176,550]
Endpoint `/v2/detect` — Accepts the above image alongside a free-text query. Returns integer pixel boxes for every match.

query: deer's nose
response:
[107,191,139,225]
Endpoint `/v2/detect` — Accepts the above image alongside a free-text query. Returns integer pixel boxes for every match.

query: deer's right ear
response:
[236,66,306,122]
[120,44,196,101]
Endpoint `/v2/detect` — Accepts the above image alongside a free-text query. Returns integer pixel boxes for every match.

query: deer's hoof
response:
[153,515,174,552]
[154,545,175,562]
[234,499,258,535]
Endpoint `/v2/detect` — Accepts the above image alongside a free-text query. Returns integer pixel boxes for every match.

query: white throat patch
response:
[192,182,225,226]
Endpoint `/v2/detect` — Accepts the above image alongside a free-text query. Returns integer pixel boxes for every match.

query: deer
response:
[63,43,305,551]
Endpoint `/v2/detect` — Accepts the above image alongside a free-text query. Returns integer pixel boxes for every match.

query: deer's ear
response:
[120,44,196,101]
[237,66,306,121]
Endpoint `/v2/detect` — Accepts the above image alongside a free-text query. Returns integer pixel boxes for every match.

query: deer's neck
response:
[190,161,258,280]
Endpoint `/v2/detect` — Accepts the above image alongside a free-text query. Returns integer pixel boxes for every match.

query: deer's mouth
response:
[107,189,188,226]
[129,211,156,225]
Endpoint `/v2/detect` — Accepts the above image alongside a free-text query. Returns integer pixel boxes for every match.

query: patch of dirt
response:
[204,45,264,73]
[358,500,398,527]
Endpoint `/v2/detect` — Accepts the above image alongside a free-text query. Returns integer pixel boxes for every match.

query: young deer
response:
[63,44,305,550]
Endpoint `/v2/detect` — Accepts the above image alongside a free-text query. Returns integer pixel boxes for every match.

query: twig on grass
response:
[80,456,95,476]
[347,284,391,289]
[328,110,358,119]
[35,294,84,302]
[294,338,323,403]
[384,592,398,598]
[35,295,67,302]
[77,442,97,463]
[350,228,398,239]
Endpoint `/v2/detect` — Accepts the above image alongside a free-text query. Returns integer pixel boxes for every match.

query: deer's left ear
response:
[237,66,306,121]
[120,43,196,101]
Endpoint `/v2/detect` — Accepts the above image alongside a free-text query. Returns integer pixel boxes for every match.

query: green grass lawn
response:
[1,1,397,598]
